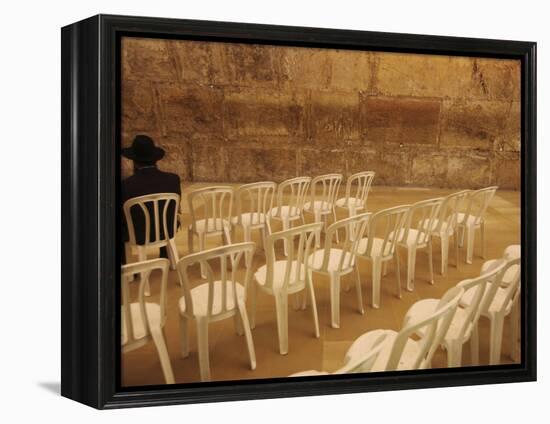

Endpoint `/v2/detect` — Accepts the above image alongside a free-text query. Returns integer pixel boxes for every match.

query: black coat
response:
[121,166,181,245]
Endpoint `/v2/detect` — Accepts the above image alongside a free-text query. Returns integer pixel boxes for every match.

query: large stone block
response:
[300,148,347,178]
[440,100,511,150]
[446,154,492,189]
[494,152,520,190]
[308,91,360,145]
[156,84,224,140]
[360,96,441,145]
[411,154,448,187]
[347,149,410,186]
[121,37,178,82]
[223,89,306,141]
[121,81,158,136]
[225,147,297,182]
[168,39,213,85]
[191,143,226,182]
[469,58,521,102]
[280,47,332,89]
[500,101,521,152]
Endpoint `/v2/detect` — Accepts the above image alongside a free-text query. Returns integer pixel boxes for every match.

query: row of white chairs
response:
[290,245,520,376]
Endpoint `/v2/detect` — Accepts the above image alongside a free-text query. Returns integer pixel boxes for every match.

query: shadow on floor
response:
[37,381,60,395]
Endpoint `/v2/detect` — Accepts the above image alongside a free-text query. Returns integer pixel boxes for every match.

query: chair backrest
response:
[314,212,371,273]
[386,286,463,371]
[462,186,498,226]
[436,190,472,234]
[263,222,323,291]
[480,256,521,315]
[188,186,233,233]
[308,173,343,213]
[273,176,311,219]
[341,171,375,210]
[360,205,411,258]
[121,258,170,346]
[123,193,180,247]
[454,259,508,341]
[176,242,256,319]
[403,197,443,246]
[335,331,391,374]
[234,181,276,225]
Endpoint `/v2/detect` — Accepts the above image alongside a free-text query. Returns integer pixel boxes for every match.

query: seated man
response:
[121,135,181,263]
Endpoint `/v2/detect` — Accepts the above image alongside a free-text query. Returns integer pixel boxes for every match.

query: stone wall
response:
[121,37,521,189]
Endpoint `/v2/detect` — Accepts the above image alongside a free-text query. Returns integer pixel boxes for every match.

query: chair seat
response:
[403,299,472,344]
[457,213,481,227]
[254,260,307,291]
[231,212,268,227]
[391,228,429,248]
[304,200,333,214]
[309,248,354,273]
[419,218,454,236]
[289,370,329,377]
[358,237,393,259]
[179,281,245,317]
[270,205,302,219]
[191,218,231,234]
[344,329,420,372]
[335,197,364,210]
[122,302,162,345]
[460,283,514,316]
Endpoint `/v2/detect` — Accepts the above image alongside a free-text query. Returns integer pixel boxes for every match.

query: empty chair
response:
[335,171,375,216]
[251,222,323,355]
[121,258,175,384]
[398,197,443,292]
[307,212,371,328]
[289,331,391,377]
[461,256,521,365]
[457,186,498,264]
[123,193,180,295]
[269,176,311,256]
[356,205,410,309]
[187,186,233,277]
[303,173,343,247]
[344,285,464,372]
[177,242,257,382]
[231,181,276,266]
[402,259,508,367]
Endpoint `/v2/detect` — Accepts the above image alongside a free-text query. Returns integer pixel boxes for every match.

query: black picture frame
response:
[61,14,537,409]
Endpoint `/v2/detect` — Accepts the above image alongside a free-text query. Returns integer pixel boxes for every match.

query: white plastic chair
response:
[177,242,257,382]
[402,259,508,367]
[423,190,471,275]
[123,193,180,294]
[121,258,175,384]
[269,176,311,256]
[335,171,375,216]
[289,331,391,377]
[251,222,323,355]
[457,186,498,264]
[344,285,463,372]
[231,181,276,267]
[461,255,521,365]
[356,205,411,309]
[398,197,443,292]
[187,186,233,277]
[303,173,343,247]
[307,212,371,328]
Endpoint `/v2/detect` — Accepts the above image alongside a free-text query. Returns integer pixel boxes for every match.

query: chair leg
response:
[470,324,480,366]
[395,253,402,299]
[187,228,194,254]
[196,318,211,381]
[167,238,179,271]
[446,341,463,368]
[332,208,340,243]
[237,299,256,370]
[274,292,289,355]
[250,281,257,329]
[329,273,341,328]
[371,258,381,309]
[150,327,175,384]
[179,314,190,358]
[137,247,150,296]
[489,313,505,365]
[406,246,417,292]
[382,261,388,277]
[480,220,486,259]
[466,225,476,265]
[354,264,365,315]
[314,211,321,248]
[223,224,232,245]
[459,225,465,248]
[454,230,460,270]
[282,217,290,256]
[199,233,207,278]
[243,226,252,268]
[427,239,434,285]
[440,233,449,275]
[292,292,301,311]
[306,276,320,338]
[234,309,244,336]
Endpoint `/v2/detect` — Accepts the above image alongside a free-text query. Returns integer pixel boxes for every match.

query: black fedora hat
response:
[122,135,165,162]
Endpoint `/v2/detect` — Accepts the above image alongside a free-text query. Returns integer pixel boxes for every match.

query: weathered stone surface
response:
[446,154,492,189]
[440,100,511,150]
[225,148,297,182]
[308,91,359,144]
[122,37,178,82]
[360,96,441,145]
[121,81,158,136]
[500,101,521,152]
[191,143,225,182]
[347,149,410,186]
[280,47,332,89]
[470,58,521,102]
[223,89,305,141]
[157,139,192,181]
[411,154,448,187]
[494,152,520,190]
[156,84,223,140]
[169,39,213,85]
[300,149,347,178]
